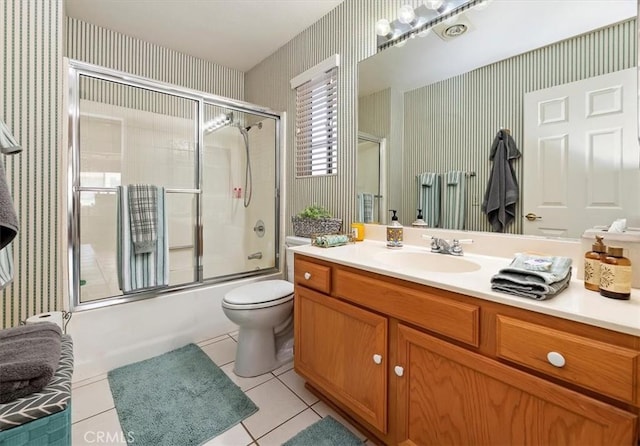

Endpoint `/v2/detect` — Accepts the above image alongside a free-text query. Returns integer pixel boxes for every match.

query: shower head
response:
[245,122,263,132]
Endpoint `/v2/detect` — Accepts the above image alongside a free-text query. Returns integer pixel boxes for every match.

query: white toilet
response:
[221,236,310,377]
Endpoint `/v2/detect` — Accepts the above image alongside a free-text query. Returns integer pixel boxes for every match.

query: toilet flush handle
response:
[304,272,311,280]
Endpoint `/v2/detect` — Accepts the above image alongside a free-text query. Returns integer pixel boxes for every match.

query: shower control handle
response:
[304,272,311,280]
[253,219,266,238]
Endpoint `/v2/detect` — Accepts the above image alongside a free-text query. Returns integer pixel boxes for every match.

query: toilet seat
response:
[222,280,294,310]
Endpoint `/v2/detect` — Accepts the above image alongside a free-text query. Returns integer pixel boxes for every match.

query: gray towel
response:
[127,185,158,254]
[0,322,62,403]
[490,254,573,300]
[498,254,572,284]
[491,270,572,300]
[482,130,521,232]
[0,159,18,250]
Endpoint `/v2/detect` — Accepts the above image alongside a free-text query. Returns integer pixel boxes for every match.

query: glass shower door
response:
[75,75,199,303]
[201,104,278,280]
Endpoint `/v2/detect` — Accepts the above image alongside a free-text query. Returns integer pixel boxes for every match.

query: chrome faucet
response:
[247,251,263,260]
[424,235,473,256]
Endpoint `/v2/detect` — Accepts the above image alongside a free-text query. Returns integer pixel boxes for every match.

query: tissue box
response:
[580,229,640,289]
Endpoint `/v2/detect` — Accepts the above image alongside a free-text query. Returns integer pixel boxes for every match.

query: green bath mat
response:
[108,343,257,446]
[282,416,365,446]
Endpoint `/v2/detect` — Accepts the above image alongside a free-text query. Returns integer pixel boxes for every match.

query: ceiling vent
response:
[433,15,474,41]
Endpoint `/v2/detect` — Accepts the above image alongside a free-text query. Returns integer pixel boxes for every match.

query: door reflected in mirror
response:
[357,0,638,239]
[356,133,386,225]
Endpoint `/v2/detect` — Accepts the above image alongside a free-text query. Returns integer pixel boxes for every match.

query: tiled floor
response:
[71,331,370,446]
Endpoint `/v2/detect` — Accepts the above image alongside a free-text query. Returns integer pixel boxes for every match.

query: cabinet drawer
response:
[294,257,331,293]
[496,315,640,403]
[335,268,479,347]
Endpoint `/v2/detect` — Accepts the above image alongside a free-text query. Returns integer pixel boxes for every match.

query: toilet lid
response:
[223,280,294,306]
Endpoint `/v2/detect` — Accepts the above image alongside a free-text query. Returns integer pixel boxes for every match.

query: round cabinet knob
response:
[373,354,382,364]
[394,365,404,377]
[304,272,311,280]
[547,351,566,368]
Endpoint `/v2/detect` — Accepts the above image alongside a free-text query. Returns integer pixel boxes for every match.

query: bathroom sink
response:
[373,251,481,273]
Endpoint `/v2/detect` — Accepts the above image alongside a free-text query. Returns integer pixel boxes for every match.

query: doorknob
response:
[524,212,542,221]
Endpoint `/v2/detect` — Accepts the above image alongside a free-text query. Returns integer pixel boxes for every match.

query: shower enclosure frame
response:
[66,59,283,311]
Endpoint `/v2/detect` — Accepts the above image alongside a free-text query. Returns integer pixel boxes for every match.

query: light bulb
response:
[375,19,392,37]
[397,5,416,25]
[424,0,444,10]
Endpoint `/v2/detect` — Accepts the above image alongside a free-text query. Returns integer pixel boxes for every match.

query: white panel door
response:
[523,68,640,237]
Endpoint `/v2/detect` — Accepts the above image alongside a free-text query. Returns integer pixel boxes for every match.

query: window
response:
[291,55,339,177]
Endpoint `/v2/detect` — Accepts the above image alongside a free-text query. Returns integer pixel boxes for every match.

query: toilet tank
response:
[285,236,311,281]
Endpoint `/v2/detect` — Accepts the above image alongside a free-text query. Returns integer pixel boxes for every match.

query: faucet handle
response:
[421,235,442,251]
[453,239,474,244]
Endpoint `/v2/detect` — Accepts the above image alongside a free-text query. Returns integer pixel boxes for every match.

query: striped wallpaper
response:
[246,0,637,236]
[1,0,62,329]
[246,0,424,232]
[0,11,246,328]
[401,19,637,232]
[66,18,245,101]
[1,0,637,328]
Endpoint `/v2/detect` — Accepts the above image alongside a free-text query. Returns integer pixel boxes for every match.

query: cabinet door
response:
[295,286,387,433]
[396,324,637,446]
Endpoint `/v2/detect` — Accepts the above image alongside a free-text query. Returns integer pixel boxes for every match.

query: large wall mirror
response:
[358,0,638,239]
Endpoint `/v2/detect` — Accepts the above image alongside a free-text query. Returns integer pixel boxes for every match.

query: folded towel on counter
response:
[490,254,573,300]
[491,268,572,300]
[0,322,62,403]
[127,184,158,254]
[313,234,350,248]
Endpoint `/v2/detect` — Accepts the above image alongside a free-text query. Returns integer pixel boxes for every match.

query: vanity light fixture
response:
[375,0,487,50]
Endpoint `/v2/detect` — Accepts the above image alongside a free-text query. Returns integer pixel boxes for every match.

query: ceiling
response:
[64,0,345,72]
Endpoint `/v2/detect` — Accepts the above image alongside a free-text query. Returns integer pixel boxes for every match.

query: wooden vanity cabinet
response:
[396,323,636,445]
[293,254,640,445]
[294,285,388,433]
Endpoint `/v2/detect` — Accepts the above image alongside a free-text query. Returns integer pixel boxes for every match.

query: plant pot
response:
[291,217,343,238]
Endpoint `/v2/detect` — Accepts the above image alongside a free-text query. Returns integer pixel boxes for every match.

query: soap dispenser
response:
[584,235,606,291]
[387,210,403,249]
[412,209,429,228]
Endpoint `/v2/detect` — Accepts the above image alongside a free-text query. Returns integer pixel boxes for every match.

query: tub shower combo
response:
[66,60,282,310]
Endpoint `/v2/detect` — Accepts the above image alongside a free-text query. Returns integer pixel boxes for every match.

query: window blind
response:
[295,67,338,177]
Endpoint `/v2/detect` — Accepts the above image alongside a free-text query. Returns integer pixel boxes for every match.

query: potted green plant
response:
[292,204,342,237]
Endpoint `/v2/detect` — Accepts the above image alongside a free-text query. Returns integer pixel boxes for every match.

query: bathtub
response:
[68,272,282,382]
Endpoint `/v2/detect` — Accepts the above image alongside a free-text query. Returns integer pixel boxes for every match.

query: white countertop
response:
[290,240,640,337]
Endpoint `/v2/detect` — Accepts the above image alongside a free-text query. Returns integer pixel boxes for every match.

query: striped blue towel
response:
[362,193,374,223]
[442,171,467,230]
[356,193,375,223]
[0,243,13,290]
[416,173,440,228]
[128,185,158,254]
[117,185,169,293]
